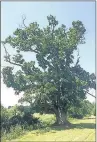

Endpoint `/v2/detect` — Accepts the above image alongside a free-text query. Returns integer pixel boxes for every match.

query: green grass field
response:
[8,114,95,142]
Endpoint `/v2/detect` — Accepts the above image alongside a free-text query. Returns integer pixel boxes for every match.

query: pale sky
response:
[1,1,96,107]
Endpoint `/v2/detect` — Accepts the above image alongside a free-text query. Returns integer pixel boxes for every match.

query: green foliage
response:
[1,105,41,136]
[1,125,25,140]
[93,107,96,116]
[33,113,56,127]
[1,105,9,123]
[92,102,96,116]
[2,15,96,124]
[68,100,94,119]
[7,105,21,118]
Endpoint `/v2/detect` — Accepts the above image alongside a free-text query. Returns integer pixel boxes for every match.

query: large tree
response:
[2,15,96,125]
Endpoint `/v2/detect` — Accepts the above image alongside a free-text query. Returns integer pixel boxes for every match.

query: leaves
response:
[2,15,96,114]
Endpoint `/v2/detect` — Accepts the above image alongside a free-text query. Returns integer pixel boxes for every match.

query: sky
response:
[1,1,96,107]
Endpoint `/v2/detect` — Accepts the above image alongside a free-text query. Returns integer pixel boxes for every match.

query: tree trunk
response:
[54,108,70,126]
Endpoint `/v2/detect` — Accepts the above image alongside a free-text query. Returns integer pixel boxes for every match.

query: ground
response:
[9,115,95,142]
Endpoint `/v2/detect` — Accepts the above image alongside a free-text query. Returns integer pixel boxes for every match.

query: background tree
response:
[92,102,96,116]
[2,15,96,125]
[1,105,9,124]
[68,100,94,119]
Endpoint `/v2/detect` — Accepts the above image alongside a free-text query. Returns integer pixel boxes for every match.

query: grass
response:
[6,114,95,142]
[33,113,56,126]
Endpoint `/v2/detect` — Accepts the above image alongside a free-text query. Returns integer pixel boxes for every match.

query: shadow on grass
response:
[30,122,96,135]
[36,122,95,135]
[50,123,96,132]
[71,123,96,129]
[83,118,96,120]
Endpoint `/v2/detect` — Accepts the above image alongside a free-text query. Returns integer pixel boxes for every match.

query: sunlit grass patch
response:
[33,113,56,126]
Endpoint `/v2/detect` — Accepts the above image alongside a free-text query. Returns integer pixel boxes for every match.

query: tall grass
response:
[1,125,26,141]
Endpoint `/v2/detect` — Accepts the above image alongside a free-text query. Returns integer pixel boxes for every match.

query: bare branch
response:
[3,42,9,57]
[18,15,27,29]
[31,49,39,54]
[75,48,80,66]
[22,15,27,28]
[2,43,22,67]
[84,90,96,98]
[6,60,22,67]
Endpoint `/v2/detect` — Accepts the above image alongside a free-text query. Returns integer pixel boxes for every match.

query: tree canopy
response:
[2,15,96,125]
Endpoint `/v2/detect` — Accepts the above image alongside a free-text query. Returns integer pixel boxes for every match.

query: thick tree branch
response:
[69,68,96,98]
[84,90,96,98]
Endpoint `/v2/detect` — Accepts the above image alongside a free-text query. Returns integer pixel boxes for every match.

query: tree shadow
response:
[71,123,96,129]
[35,122,95,135]
[83,118,96,120]
[50,123,96,132]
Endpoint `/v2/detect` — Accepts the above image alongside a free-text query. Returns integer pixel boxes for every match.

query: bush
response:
[1,112,40,131]
[22,113,40,125]
[1,105,43,140]
[1,125,25,140]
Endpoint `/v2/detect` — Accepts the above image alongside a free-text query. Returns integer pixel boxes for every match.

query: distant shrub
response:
[68,100,94,119]
[93,107,96,116]
[71,114,83,119]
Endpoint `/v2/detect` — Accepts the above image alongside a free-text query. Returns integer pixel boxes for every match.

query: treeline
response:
[68,100,95,119]
[1,100,95,133]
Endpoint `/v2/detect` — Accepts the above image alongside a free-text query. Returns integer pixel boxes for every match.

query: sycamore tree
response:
[2,15,96,125]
